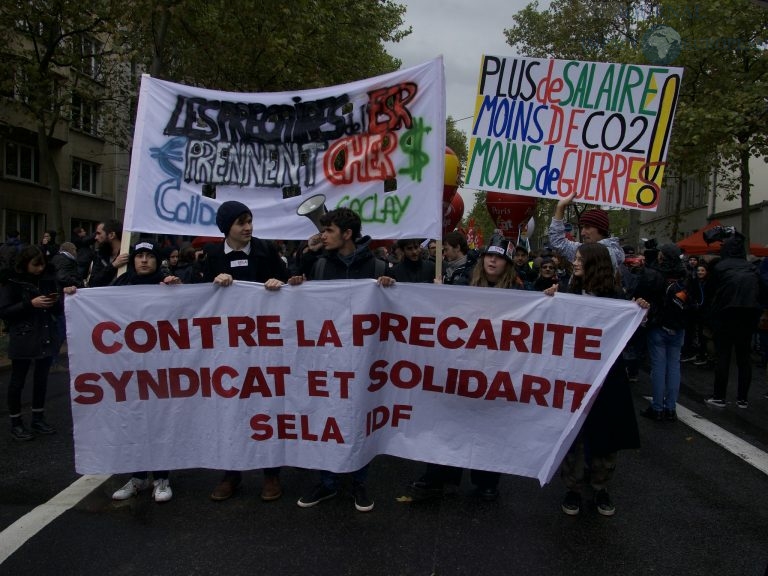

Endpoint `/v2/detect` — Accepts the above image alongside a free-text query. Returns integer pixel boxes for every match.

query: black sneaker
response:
[594,489,615,516]
[663,409,678,422]
[692,358,708,366]
[31,419,56,435]
[353,483,374,512]
[408,478,444,501]
[476,487,499,502]
[297,483,337,508]
[11,424,34,441]
[640,406,663,421]
[561,490,581,515]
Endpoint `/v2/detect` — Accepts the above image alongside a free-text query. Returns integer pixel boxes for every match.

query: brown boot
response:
[210,472,241,501]
[260,475,282,501]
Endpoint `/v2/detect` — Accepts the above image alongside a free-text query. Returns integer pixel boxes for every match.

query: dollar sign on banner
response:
[399,117,431,182]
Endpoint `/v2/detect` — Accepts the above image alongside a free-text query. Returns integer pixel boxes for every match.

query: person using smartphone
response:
[0,246,77,440]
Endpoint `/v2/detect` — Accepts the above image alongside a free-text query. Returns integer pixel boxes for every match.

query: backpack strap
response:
[313,257,326,280]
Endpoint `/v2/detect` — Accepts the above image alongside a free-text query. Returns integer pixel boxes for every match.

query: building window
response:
[78,36,104,81]
[72,159,99,194]
[4,141,39,182]
[72,93,98,135]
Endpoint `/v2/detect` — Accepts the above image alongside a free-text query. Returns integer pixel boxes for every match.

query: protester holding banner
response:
[547,192,625,271]
[544,243,645,517]
[110,240,181,503]
[292,207,394,512]
[204,200,290,503]
[410,234,524,502]
[0,246,76,441]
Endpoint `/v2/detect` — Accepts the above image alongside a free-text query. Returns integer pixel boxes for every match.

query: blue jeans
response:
[647,327,685,412]
[321,465,369,489]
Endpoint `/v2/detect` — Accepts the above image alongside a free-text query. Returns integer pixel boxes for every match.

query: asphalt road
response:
[1,358,767,576]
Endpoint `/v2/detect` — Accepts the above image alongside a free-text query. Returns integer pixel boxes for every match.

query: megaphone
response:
[297,194,328,232]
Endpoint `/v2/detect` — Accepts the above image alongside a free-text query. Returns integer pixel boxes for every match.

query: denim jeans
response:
[647,326,684,412]
[321,465,368,489]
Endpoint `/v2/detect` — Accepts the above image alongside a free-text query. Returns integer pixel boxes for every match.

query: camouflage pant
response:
[560,435,617,492]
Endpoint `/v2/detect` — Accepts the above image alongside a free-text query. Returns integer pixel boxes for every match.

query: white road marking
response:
[647,398,768,476]
[0,474,110,564]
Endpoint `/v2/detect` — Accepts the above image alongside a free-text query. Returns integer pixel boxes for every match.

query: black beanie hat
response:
[216,201,251,235]
[131,239,162,261]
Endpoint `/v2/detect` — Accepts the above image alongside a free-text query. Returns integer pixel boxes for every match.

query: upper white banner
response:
[124,59,445,239]
[466,56,683,211]
[66,281,644,485]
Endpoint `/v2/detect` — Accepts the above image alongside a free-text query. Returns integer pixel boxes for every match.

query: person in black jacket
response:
[633,243,688,422]
[291,207,395,512]
[204,200,290,504]
[390,239,436,283]
[87,219,129,287]
[705,234,762,409]
[543,242,647,517]
[109,240,181,503]
[0,246,77,440]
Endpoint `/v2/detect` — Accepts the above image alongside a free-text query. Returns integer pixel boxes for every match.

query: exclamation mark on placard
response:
[636,73,681,207]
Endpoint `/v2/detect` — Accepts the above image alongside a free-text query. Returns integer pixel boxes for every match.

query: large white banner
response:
[66,281,644,485]
[124,58,445,240]
[466,55,683,211]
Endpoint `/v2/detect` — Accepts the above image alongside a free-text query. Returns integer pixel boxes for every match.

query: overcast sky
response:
[385,0,540,210]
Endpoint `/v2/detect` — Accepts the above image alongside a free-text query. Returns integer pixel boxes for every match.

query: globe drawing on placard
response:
[641,25,682,65]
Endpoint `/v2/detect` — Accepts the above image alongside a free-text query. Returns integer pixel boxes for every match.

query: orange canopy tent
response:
[676,220,768,257]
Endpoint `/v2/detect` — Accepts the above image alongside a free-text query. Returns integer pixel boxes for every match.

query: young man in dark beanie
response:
[547,191,625,270]
[205,200,289,503]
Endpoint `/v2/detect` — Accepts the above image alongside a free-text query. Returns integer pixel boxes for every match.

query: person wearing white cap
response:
[111,239,181,503]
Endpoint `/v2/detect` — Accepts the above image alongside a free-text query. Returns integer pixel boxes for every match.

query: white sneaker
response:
[153,478,173,503]
[112,477,150,500]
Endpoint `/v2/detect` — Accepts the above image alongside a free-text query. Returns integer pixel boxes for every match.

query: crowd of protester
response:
[1,195,767,516]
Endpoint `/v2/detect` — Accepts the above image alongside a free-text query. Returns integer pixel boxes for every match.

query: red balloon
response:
[443,192,464,234]
[485,192,537,240]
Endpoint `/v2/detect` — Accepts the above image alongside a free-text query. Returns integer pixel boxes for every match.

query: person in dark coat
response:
[289,207,395,512]
[203,200,290,504]
[0,246,77,440]
[705,233,762,409]
[390,238,436,283]
[110,240,181,503]
[51,242,84,288]
[543,242,647,517]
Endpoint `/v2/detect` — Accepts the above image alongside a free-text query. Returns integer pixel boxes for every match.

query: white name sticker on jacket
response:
[230,259,248,268]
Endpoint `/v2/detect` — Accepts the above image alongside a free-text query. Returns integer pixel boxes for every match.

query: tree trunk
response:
[38,125,62,240]
[672,173,684,241]
[150,2,173,78]
[739,146,751,247]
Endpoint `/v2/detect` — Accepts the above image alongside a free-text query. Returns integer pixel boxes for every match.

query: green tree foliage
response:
[505,0,768,245]
[130,0,411,91]
[0,0,134,237]
[652,0,768,242]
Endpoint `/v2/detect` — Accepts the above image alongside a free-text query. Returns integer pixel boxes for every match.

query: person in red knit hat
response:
[547,191,625,270]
